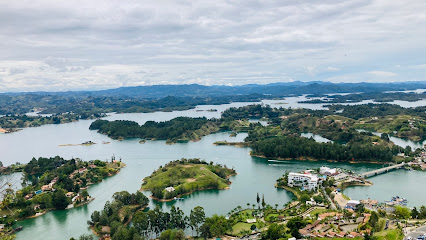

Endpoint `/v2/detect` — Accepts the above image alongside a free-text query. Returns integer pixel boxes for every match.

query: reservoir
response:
[0,98,424,239]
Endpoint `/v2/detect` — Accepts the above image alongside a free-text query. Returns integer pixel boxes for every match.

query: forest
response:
[250,135,394,162]
[85,190,233,240]
[89,117,220,142]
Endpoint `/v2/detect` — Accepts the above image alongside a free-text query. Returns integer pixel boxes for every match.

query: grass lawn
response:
[229,222,255,236]
[309,208,329,216]
[233,209,255,219]
[373,229,404,240]
[264,213,279,222]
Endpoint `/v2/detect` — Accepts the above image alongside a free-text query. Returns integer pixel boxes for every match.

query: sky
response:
[1,0,426,92]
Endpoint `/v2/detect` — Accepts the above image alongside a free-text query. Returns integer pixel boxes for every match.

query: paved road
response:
[321,187,337,210]
[405,225,426,240]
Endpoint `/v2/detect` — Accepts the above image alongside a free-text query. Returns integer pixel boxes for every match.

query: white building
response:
[287,172,319,191]
[320,166,337,175]
[165,187,175,192]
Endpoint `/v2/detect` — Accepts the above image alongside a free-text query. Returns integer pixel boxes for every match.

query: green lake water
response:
[0,99,424,239]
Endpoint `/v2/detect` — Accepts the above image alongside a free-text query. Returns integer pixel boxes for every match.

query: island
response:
[0,156,125,225]
[141,158,236,201]
[89,117,220,143]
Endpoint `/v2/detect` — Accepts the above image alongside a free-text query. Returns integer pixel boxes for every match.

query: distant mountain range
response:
[4,81,426,98]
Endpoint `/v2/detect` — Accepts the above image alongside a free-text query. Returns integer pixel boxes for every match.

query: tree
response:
[394,206,411,219]
[133,211,149,237]
[189,206,205,237]
[369,211,380,232]
[419,206,426,219]
[200,215,230,238]
[380,133,389,141]
[257,193,260,208]
[160,229,185,240]
[261,194,266,209]
[170,206,186,229]
[262,223,284,240]
[300,194,310,203]
[286,217,306,238]
[411,207,419,219]
[81,189,89,199]
[52,189,69,209]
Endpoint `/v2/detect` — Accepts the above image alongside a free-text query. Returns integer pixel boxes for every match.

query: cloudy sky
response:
[1,0,426,92]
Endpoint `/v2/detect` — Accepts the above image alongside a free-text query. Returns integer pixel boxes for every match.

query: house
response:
[326,232,336,238]
[346,200,361,210]
[41,184,52,191]
[100,235,111,240]
[316,232,327,238]
[25,193,34,200]
[66,192,74,197]
[72,194,80,202]
[347,232,360,238]
[165,187,175,192]
[78,168,87,174]
[88,164,97,169]
[100,234,111,240]
[246,219,256,223]
[306,198,317,205]
[287,172,319,191]
[320,166,338,176]
[336,232,346,238]
[51,177,59,184]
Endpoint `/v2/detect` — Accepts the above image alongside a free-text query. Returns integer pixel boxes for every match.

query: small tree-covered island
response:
[141,158,236,201]
[89,117,220,143]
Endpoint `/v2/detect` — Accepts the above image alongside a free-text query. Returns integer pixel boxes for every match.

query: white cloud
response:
[0,0,425,91]
[327,67,340,72]
[368,71,397,77]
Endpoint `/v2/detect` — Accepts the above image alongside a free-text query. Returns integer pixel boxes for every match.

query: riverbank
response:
[213,141,249,147]
[339,180,373,190]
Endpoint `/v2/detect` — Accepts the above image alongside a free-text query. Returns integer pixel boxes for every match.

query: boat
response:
[173,197,184,200]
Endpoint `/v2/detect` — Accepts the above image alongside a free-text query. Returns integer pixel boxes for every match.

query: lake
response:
[0,97,424,239]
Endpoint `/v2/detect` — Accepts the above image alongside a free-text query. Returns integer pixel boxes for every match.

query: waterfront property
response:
[287,172,319,191]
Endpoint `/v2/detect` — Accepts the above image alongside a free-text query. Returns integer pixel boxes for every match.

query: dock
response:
[360,163,406,178]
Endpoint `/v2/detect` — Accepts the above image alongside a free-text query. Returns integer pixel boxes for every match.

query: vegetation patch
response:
[141,158,236,201]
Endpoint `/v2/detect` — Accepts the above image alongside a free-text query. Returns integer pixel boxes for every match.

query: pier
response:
[360,163,406,178]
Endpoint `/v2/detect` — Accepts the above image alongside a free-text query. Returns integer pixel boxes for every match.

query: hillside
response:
[141,159,236,201]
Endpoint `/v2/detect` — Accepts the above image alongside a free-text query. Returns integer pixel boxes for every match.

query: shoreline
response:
[250,153,393,165]
[275,184,301,199]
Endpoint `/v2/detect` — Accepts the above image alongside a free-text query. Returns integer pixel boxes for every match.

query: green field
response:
[373,229,404,240]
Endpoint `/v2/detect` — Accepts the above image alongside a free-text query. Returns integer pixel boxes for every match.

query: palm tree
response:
[247,203,250,209]
[275,203,278,210]
[252,204,255,209]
